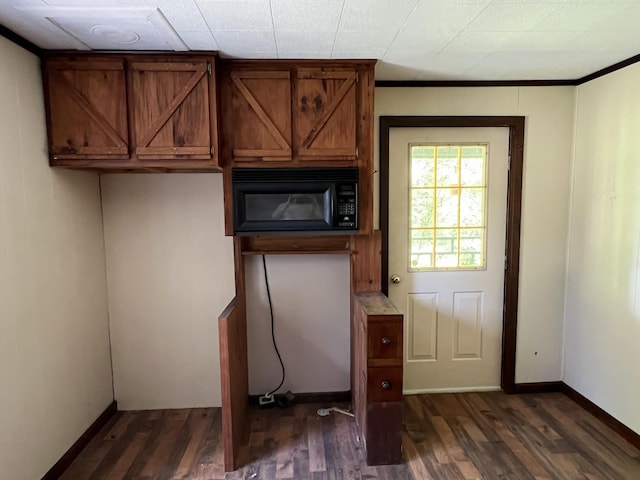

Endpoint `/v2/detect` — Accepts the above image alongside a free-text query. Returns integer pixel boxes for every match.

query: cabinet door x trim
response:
[50,72,128,153]
[299,71,356,149]
[131,62,209,153]
[230,70,292,157]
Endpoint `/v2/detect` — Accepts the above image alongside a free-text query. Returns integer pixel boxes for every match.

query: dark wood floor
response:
[60,392,640,479]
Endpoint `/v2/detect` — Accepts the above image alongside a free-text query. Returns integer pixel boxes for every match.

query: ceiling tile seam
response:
[379,0,421,61]
[455,55,498,81]
[431,0,502,78]
[329,0,346,59]
[45,17,90,50]
[268,0,278,58]
[192,0,220,52]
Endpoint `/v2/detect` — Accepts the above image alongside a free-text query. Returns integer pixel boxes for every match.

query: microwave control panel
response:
[336,183,358,229]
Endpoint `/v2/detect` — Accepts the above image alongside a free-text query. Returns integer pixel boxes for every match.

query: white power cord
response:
[316,407,354,418]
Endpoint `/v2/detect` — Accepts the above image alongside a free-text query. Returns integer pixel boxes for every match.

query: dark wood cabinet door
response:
[228,69,292,161]
[295,68,357,160]
[130,59,213,160]
[45,57,128,160]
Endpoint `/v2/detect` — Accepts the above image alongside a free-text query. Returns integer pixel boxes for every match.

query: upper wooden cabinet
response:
[228,69,292,161]
[45,57,129,160]
[129,59,214,160]
[295,68,357,160]
[220,60,373,166]
[43,53,219,171]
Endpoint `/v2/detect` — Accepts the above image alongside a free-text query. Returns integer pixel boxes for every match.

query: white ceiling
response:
[1,0,640,81]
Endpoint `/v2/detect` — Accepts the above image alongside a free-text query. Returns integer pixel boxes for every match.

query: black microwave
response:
[232,167,358,235]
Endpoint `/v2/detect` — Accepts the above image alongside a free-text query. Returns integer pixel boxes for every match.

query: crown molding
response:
[576,52,640,84]
[375,79,577,87]
[0,23,42,57]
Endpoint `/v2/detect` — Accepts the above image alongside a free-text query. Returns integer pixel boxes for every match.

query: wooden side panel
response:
[352,298,368,451]
[45,57,128,160]
[130,60,212,159]
[228,69,292,160]
[218,238,248,472]
[218,296,248,472]
[356,64,375,235]
[208,59,220,168]
[351,231,382,293]
[295,68,357,159]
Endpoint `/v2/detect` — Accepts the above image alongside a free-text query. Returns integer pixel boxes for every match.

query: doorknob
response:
[390,274,401,284]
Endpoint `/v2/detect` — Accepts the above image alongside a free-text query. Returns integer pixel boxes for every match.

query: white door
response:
[388,127,509,393]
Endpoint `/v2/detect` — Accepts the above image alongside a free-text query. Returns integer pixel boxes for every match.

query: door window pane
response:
[408,144,488,271]
[410,229,434,269]
[411,146,435,187]
[436,146,459,186]
[411,190,435,228]
[461,146,486,186]
[460,188,484,227]
[435,188,460,227]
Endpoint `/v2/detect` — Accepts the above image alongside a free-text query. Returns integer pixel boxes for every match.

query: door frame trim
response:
[379,116,525,393]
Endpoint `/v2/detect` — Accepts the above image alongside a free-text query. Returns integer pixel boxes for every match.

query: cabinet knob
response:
[381,337,391,345]
[381,380,391,390]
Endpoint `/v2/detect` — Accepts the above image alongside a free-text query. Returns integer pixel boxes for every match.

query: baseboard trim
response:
[42,400,118,480]
[403,386,502,395]
[249,390,351,406]
[561,383,640,451]
[508,381,563,394]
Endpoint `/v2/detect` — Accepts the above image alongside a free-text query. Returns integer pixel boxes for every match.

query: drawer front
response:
[368,321,402,360]
[367,367,403,402]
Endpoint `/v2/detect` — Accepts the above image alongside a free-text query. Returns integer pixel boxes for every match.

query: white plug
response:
[259,394,275,406]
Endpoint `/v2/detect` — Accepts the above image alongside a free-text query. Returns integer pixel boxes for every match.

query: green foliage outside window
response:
[409,145,487,270]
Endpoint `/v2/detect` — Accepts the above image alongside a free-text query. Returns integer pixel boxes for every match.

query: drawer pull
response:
[381,337,391,345]
[381,380,391,390]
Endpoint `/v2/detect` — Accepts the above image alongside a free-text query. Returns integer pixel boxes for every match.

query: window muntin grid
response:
[409,144,488,271]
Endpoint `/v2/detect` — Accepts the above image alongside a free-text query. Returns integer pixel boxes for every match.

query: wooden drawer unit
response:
[367,321,402,365]
[353,292,404,465]
[367,366,403,402]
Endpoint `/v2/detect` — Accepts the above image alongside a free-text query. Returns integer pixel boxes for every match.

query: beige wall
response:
[0,38,113,479]
[101,174,235,409]
[246,254,351,395]
[375,86,575,383]
[100,173,349,406]
[564,63,640,434]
